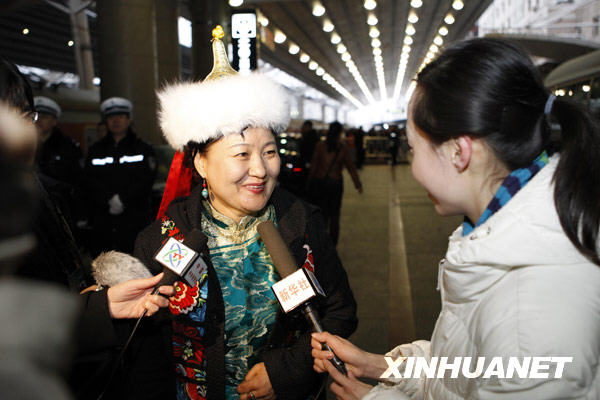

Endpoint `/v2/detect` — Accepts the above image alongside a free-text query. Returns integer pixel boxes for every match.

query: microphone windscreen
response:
[257,221,297,278]
[92,251,153,287]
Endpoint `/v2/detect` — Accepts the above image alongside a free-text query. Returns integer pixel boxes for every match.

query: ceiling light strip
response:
[268,21,364,108]
[310,1,376,105]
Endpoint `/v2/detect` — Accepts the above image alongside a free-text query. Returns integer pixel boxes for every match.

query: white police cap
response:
[100,97,132,116]
[34,96,61,118]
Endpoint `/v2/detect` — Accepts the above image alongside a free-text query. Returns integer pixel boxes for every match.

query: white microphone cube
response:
[272,268,323,313]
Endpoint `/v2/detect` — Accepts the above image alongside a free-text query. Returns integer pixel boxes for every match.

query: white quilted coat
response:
[365,155,600,399]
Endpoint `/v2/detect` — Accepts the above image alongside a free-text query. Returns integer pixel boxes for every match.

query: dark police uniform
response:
[37,128,83,186]
[85,130,157,255]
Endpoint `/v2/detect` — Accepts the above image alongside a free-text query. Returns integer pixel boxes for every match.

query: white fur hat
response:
[157,26,290,151]
[158,73,290,151]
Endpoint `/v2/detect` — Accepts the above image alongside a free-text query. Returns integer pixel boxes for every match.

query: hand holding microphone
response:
[257,221,348,376]
[106,273,174,318]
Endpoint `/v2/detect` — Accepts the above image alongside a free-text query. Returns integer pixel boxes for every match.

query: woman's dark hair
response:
[183,139,216,185]
[412,37,600,265]
[0,56,34,113]
[326,121,343,152]
[182,127,278,185]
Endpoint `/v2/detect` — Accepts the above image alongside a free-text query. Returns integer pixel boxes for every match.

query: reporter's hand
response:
[106,273,175,318]
[237,362,275,399]
[311,332,368,378]
[325,361,373,400]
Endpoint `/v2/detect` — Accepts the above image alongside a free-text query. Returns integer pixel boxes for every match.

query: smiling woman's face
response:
[194,127,280,222]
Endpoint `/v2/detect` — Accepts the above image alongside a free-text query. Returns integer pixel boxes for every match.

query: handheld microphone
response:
[95,230,208,400]
[153,229,208,292]
[257,221,347,376]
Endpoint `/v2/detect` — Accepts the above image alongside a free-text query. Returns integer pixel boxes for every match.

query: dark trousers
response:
[309,178,343,245]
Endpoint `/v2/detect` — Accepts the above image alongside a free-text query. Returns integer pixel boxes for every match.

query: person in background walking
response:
[307,121,362,245]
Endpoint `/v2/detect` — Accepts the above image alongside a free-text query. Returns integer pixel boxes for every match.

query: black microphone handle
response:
[303,303,347,376]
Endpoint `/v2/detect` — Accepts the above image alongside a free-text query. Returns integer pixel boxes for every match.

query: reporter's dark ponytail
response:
[412,38,600,265]
[550,97,600,265]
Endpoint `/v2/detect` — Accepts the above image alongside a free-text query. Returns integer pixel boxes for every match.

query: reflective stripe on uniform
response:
[119,155,144,164]
[91,157,114,165]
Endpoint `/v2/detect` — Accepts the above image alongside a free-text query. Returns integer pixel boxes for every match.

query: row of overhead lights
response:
[392,0,461,102]
[418,0,463,72]
[263,14,364,108]
[312,2,376,105]
[362,1,387,102]
[391,0,422,103]
[21,28,75,47]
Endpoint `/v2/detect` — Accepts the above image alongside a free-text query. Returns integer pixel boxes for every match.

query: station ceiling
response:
[0,0,493,108]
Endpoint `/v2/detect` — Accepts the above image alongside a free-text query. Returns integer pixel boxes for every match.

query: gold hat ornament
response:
[157,25,290,150]
[204,25,238,82]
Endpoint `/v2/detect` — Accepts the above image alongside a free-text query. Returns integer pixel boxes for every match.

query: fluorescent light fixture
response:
[452,0,464,10]
[323,20,334,32]
[274,31,287,43]
[312,3,325,16]
[178,17,192,48]
[369,27,380,38]
[364,0,377,10]
[367,14,378,25]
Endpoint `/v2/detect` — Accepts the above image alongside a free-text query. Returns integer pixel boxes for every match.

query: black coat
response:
[129,185,358,400]
[84,131,156,254]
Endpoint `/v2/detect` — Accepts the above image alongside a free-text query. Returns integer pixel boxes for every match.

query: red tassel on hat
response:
[156,151,193,220]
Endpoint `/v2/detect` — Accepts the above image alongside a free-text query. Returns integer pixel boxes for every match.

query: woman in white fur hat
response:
[125,26,357,400]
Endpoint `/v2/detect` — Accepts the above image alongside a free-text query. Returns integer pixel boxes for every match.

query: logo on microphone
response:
[155,237,197,276]
[162,242,189,268]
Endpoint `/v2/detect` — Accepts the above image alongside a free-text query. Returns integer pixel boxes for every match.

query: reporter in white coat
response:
[312,38,600,400]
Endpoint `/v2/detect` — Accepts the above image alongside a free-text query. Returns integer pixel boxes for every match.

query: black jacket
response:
[84,131,156,254]
[130,185,358,399]
[37,128,83,187]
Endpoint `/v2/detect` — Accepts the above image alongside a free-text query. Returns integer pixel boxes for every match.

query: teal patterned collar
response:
[200,201,275,248]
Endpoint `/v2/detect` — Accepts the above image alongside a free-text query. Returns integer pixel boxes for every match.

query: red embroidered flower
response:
[169,282,200,315]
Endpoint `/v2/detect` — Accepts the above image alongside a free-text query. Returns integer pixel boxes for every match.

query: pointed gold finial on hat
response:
[204,25,238,82]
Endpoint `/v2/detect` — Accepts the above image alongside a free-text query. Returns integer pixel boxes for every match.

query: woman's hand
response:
[237,362,275,399]
[106,273,175,318]
[324,360,373,400]
[311,332,370,378]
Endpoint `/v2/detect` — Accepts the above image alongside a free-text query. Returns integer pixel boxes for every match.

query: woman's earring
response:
[201,178,209,200]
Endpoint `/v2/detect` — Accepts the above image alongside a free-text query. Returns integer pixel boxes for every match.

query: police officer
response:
[85,97,157,255]
[34,96,83,186]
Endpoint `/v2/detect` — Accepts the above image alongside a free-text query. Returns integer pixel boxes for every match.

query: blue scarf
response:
[462,151,549,236]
